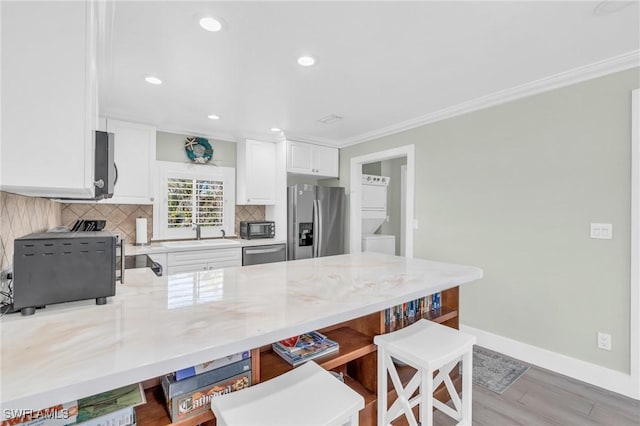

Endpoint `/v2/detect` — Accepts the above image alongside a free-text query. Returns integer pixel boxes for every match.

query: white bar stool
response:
[374,319,476,426]
[210,360,365,426]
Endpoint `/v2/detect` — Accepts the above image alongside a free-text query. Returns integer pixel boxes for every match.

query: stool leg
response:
[377,349,387,426]
[460,349,473,425]
[421,367,434,426]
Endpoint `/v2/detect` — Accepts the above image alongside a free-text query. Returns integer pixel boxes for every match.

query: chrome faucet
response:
[193,223,201,240]
[221,229,226,239]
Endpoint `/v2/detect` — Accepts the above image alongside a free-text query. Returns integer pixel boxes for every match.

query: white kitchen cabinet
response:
[166,248,241,275]
[105,119,156,204]
[0,1,100,198]
[286,141,339,178]
[237,139,276,205]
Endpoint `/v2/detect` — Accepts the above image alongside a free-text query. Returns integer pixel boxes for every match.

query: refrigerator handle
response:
[313,199,320,257]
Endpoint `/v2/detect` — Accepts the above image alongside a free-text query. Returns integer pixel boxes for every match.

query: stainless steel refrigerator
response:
[287,184,345,260]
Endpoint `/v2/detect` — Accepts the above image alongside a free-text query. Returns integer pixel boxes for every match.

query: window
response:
[167,178,224,228]
[154,161,236,240]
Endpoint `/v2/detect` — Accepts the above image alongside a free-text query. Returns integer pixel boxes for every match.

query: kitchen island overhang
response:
[0,252,482,413]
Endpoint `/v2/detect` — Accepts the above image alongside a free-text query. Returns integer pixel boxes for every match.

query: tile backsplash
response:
[234,205,266,235]
[0,199,266,270]
[61,203,153,244]
[0,192,62,270]
[60,204,265,243]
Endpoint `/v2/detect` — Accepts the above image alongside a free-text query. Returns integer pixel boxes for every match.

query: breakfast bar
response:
[0,252,482,423]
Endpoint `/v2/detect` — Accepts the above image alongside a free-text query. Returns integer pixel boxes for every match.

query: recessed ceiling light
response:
[297,55,316,67]
[317,114,343,124]
[144,76,162,85]
[593,0,635,15]
[207,114,220,120]
[270,127,282,132]
[199,16,222,32]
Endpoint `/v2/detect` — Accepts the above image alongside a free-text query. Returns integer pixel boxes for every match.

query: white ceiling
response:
[100,1,640,147]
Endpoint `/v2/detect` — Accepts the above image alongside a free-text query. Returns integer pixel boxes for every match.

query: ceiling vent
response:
[317,114,343,124]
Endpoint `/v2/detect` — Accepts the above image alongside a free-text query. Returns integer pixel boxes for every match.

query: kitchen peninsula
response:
[0,252,482,423]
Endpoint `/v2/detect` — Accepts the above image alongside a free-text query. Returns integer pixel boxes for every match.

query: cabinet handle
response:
[247,198,251,203]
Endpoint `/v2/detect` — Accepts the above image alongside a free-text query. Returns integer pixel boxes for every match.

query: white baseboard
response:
[460,324,639,400]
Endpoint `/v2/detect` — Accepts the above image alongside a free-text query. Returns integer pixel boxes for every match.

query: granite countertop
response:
[0,252,482,412]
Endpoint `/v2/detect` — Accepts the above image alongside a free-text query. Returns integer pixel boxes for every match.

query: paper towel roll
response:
[135,217,148,245]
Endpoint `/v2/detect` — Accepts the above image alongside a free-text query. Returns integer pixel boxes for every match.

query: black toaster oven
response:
[240,221,275,239]
[11,231,117,315]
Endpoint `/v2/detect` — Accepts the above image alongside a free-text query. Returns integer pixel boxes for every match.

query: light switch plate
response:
[590,223,613,239]
[597,332,612,351]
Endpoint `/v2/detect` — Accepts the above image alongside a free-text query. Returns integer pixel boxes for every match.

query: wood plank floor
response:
[432,355,640,426]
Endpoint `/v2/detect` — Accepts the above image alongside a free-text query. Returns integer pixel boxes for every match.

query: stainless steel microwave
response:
[240,221,275,239]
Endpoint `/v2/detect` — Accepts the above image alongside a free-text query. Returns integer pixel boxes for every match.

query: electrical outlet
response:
[597,332,612,351]
[590,223,613,239]
[0,267,11,282]
[0,267,12,305]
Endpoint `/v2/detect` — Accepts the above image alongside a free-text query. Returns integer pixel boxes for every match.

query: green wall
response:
[380,157,406,255]
[156,131,236,167]
[338,68,639,373]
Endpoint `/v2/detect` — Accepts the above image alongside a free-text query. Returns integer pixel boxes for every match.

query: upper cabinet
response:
[1,1,100,198]
[105,119,157,204]
[286,141,339,178]
[237,139,276,205]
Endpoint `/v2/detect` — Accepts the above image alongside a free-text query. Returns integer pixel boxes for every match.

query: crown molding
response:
[339,50,640,148]
[282,132,341,147]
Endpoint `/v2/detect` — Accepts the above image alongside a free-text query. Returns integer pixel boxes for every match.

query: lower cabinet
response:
[166,248,242,275]
[135,286,460,426]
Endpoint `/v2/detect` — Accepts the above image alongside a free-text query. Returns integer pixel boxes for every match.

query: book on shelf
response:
[384,292,444,331]
[272,335,339,367]
[0,400,78,426]
[174,350,250,381]
[162,357,252,399]
[73,383,145,425]
[273,331,327,353]
[165,371,252,423]
[75,406,135,426]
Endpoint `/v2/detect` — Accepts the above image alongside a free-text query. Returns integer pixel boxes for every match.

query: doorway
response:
[349,145,415,257]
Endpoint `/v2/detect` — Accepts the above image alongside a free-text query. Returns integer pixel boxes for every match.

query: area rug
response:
[472,346,529,394]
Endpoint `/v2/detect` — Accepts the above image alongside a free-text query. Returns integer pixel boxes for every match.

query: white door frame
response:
[400,164,407,257]
[631,88,639,398]
[349,145,415,257]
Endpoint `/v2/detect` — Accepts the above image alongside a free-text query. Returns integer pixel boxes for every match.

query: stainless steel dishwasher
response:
[242,243,287,266]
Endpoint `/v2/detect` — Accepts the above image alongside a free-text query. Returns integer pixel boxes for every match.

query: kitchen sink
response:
[161,239,240,249]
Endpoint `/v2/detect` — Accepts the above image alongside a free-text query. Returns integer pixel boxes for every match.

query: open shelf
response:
[134,287,460,426]
[344,374,377,426]
[385,306,458,333]
[260,326,376,381]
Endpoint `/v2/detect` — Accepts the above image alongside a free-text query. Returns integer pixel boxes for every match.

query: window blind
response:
[167,178,224,228]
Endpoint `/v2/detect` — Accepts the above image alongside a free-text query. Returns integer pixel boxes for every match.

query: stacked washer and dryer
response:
[361,174,396,255]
